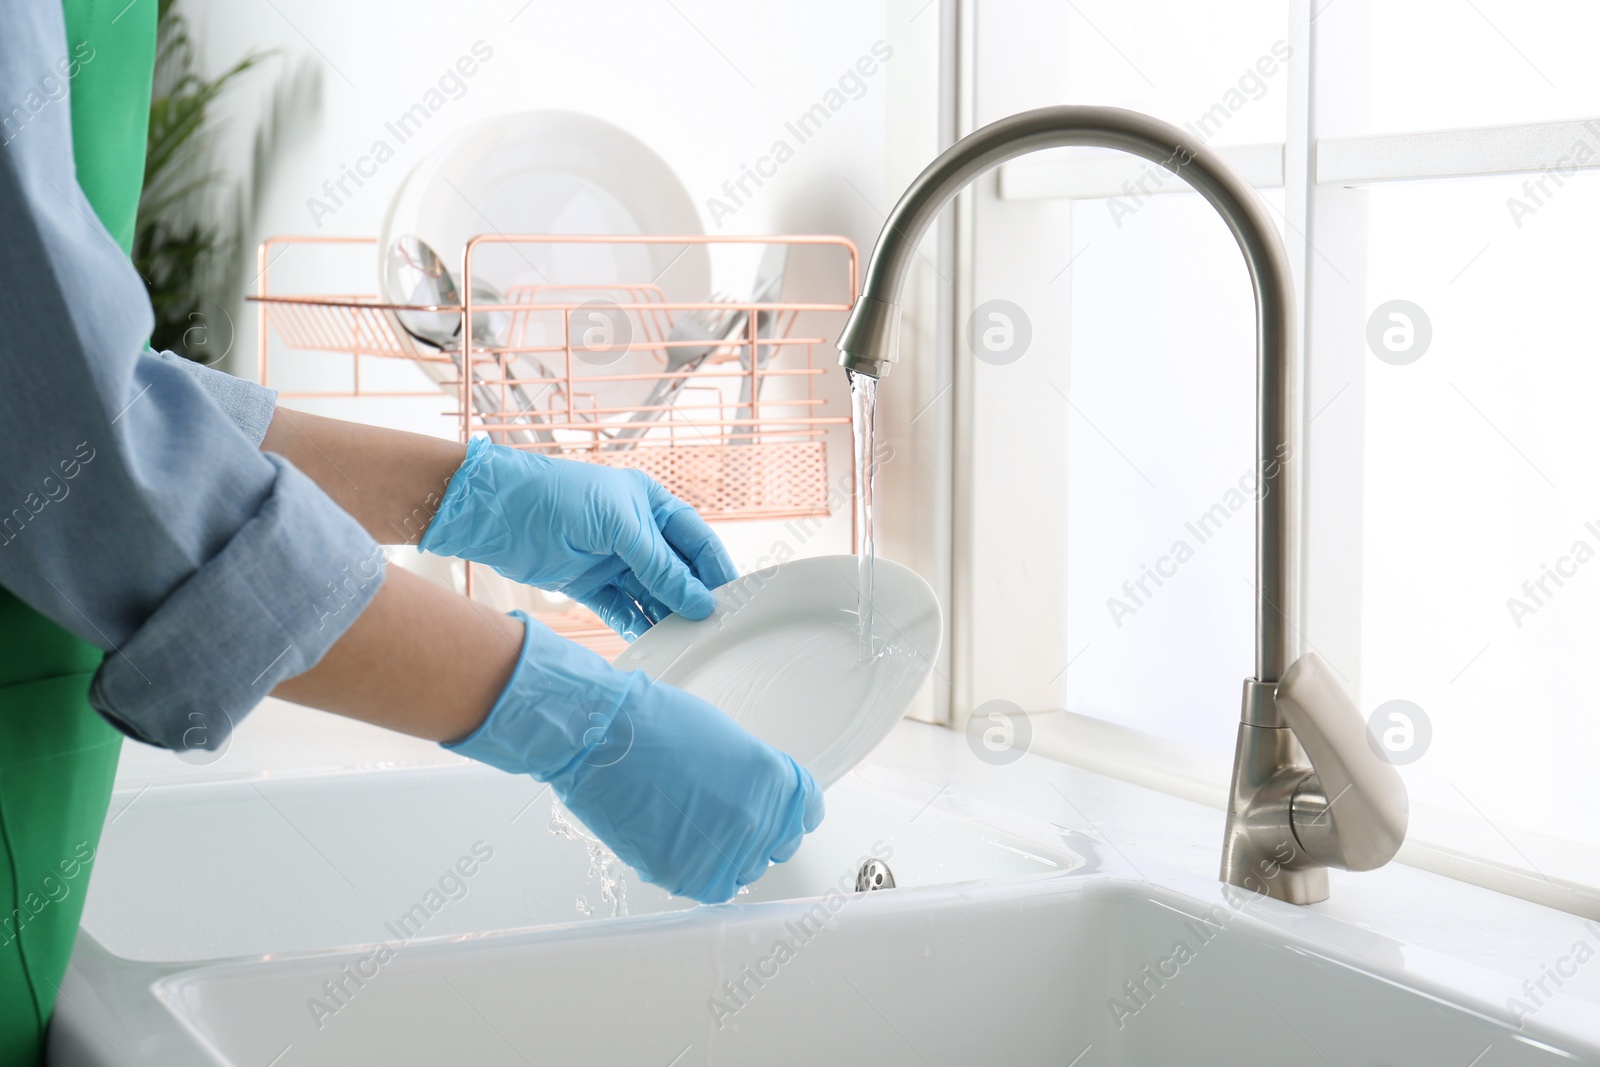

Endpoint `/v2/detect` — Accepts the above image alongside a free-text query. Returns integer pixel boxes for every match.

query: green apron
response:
[1,1,155,1061]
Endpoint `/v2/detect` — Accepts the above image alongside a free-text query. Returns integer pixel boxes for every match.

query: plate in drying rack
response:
[379,110,712,420]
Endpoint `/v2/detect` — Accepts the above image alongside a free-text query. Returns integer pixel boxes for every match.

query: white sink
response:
[53,765,1600,1066]
[73,869,1600,1066]
[79,765,1069,963]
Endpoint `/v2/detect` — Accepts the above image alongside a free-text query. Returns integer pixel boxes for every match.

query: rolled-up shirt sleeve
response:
[153,349,279,447]
[0,3,383,750]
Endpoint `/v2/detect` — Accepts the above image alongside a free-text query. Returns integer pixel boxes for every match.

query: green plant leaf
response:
[136,0,303,361]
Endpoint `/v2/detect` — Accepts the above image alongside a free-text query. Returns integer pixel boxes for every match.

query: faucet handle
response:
[1274,653,1409,872]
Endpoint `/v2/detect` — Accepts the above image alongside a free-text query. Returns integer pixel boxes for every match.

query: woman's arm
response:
[271,563,520,743]
[260,408,467,545]
[255,411,517,740]
[259,408,740,639]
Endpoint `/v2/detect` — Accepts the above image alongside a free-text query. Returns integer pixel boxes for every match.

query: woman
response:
[0,3,821,1061]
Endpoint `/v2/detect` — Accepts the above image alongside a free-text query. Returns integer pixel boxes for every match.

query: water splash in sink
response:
[549,796,629,918]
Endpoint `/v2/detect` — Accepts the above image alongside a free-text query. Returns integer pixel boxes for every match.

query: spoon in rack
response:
[384,236,554,445]
[728,244,789,446]
[607,294,741,451]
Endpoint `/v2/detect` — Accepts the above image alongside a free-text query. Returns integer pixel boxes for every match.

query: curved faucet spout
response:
[841,105,1408,904]
[836,104,1298,688]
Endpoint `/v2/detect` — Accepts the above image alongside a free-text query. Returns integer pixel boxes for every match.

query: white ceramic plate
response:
[611,555,943,788]
[379,111,711,423]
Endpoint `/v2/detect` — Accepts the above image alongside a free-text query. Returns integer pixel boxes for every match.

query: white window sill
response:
[1023,709,1600,922]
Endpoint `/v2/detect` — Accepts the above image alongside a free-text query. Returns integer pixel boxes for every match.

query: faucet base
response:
[1220,681,1331,906]
[1224,857,1330,906]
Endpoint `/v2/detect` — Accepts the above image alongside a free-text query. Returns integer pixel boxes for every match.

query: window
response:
[939,0,1600,895]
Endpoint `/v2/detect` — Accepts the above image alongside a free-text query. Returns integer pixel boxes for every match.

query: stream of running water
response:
[848,369,880,659]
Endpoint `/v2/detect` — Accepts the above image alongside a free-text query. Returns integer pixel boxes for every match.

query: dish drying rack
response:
[252,233,860,658]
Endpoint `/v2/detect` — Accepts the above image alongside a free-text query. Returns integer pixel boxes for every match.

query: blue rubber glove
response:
[420,438,739,639]
[448,612,824,903]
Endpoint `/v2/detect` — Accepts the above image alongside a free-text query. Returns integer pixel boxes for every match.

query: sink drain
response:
[855,858,896,892]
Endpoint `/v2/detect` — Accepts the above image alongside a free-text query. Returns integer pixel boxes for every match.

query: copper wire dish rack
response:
[252,233,859,658]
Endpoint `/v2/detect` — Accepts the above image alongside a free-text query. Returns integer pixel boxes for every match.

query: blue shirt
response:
[0,1,384,750]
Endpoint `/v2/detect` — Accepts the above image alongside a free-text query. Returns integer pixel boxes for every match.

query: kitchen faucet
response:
[835,105,1407,905]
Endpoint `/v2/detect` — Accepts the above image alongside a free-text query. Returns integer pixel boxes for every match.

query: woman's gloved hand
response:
[447,612,824,904]
[419,439,739,639]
